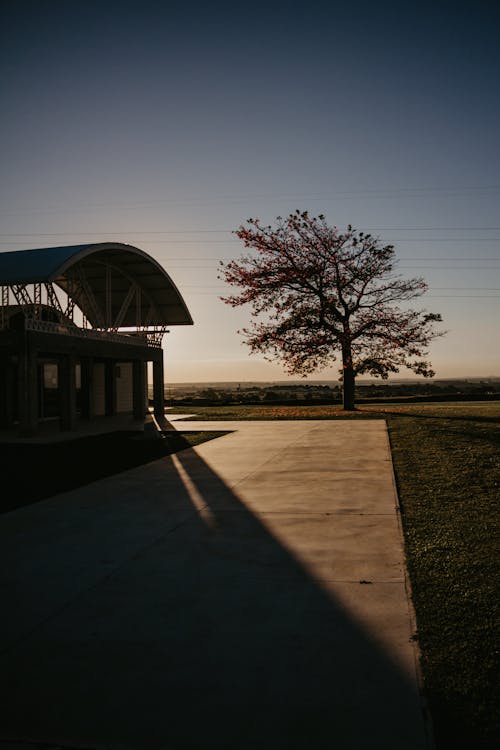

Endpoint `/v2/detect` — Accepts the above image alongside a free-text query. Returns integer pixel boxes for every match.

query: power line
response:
[367,227,500,231]
[189,294,500,299]
[379,239,500,242]
[150,263,500,269]
[155,261,500,267]
[0,240,237,245]
[1,227,500,237]
[160,265,500,270]
[0,244,498,261]
[0,185,498,215]
[0,231,233,237]
[2,239,500,245]
[159,257,500,261]
[399,267,493,271]
[182,284,500,290]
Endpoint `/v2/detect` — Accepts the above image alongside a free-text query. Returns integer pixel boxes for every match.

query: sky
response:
[1,0,499,382]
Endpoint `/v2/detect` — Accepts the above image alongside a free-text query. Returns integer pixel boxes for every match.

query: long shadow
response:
[0,430,230,514]
[0,441,431,750]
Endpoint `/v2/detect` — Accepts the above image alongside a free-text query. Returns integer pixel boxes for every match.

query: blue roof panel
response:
[0,245,89,284]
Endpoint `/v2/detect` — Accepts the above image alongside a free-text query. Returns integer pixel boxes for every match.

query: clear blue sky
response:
[1,0,499,381]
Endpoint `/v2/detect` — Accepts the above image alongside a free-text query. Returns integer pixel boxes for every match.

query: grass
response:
[170,400,500,749]
[384,403,499,750]
[168,403,369,420]
[0,429,225,514]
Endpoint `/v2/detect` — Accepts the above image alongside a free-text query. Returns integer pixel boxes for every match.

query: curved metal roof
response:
[0,243,193,327]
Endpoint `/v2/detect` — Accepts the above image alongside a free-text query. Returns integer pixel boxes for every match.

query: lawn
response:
[381,403,499,750]
[169,400,499,750]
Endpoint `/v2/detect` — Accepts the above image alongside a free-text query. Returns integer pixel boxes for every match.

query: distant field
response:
[167,400,499,420]
[169,400,500,750]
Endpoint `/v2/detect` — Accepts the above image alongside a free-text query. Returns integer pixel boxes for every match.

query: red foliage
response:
[219,211,444,388]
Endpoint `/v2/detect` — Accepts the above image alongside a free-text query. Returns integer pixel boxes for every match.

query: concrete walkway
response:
[0,420,432,750]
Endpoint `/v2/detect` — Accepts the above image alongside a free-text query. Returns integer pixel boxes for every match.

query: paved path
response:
[0,420,432,749]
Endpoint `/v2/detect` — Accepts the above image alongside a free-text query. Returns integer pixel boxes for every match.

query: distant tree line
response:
[165,381,500,406]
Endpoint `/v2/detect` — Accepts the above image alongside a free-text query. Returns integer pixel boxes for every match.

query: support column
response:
[59,353,77,431]
[0,354,15,428]
[152,356,164,419]
[18,338,38,436]
[80,356,94,419]
[133,358,146,420]
[0,353,7,427]
[105,359,117,416]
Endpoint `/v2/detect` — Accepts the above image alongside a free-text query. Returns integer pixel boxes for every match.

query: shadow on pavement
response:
[0,444,430,750]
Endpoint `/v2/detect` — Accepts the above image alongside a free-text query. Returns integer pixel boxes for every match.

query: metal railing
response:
[23,318,163,348]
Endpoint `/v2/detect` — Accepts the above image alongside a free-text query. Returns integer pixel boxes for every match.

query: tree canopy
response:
[219,211,444,409]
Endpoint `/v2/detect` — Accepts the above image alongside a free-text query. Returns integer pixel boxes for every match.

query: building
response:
[0,242,193,437]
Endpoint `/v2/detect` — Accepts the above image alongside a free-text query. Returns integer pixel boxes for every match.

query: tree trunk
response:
[342,348,356,411]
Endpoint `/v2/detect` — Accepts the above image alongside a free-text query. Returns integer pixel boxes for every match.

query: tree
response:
[219,211,444,410]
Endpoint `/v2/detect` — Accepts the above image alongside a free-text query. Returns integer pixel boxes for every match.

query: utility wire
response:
[158,257,500,261]
[181,284,500,290]
[0,185,498,215]
[1,227,500,236]
[185,292,499,299]
[1,239,500,245]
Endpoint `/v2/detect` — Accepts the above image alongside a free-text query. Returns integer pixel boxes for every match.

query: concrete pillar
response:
[59,353,77,431]
[0,353,7,427]
[6,361,16,427]
[0,354,15,428]
[133,358,146,420]
[105,359,117,416]
[80,356,94,419]
[18,341,39,436]
[152,356,164,419]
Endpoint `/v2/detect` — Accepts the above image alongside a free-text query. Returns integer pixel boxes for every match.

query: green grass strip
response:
[386,404,499,750]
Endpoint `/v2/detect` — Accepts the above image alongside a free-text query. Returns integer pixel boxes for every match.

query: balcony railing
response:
[23,318,163,348]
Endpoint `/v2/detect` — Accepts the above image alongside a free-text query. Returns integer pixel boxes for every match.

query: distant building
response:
[0,243,193,437]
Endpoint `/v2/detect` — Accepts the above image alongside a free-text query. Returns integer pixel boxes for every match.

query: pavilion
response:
[0,242,193,437]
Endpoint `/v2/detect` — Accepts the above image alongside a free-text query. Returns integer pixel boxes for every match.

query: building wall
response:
[1,325,163,435]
